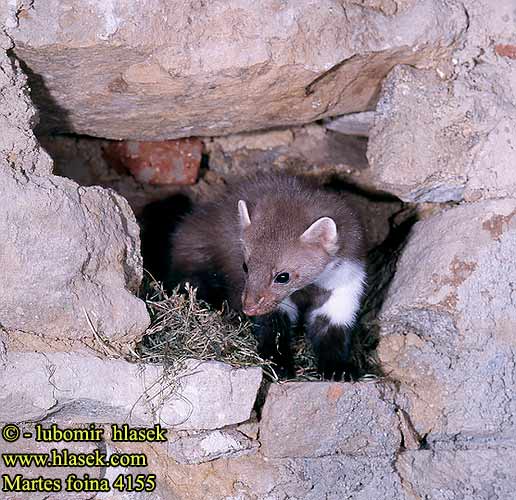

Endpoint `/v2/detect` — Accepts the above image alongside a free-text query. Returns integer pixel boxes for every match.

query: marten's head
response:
[237,199,339,316]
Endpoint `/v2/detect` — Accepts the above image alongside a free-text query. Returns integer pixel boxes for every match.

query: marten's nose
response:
[242,295,265,316]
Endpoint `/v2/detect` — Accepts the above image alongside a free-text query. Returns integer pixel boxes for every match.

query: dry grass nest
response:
[134,277,323,381]
[133,276,380,382]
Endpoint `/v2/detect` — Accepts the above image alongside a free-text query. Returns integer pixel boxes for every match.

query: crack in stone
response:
[304,55,358,97]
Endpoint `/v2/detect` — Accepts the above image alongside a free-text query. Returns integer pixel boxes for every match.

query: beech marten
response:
[169,174,366,380]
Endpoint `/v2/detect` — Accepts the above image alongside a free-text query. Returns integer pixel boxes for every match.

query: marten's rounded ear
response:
[300,217,338,254]
[238,200,251,229]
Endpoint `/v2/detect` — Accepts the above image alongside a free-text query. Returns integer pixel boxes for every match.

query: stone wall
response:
[367,2,516,496]
[0,29,149,351]
[1,0,515,498]
[4,0,466,139]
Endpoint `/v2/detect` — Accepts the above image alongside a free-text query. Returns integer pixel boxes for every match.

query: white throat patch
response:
[310,259,366,327]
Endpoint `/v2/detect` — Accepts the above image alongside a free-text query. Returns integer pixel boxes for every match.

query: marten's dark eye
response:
[274,272,290,284]
[242,262,248,273]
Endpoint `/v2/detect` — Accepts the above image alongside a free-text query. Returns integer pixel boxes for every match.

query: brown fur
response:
[171,174,364,310]
[169,174,366,379]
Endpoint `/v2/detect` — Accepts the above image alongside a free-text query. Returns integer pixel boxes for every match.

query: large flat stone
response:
[7,0,466,139]
[0,353,262,430]
[259,381,401,458]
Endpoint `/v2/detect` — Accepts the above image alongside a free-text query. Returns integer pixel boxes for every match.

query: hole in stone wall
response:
[39,125,418,380]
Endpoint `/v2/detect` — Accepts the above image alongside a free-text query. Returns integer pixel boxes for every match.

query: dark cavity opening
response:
[39,127,418,380]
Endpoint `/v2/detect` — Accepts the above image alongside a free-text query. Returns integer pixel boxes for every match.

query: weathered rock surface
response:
[0,30,52,176]
[0,30,149,346]
[260,381,401,458]
[167,429,258,464]
[113,441,406,500]
[94,443,175,500]
[325,111,375,137]
[95,489,170,500]
[367,1,516,203]
[0,169,149,345]
[7,0,466,139]
[0,353,262,430]
[397,449,516,500]
[102,426,516,500]
[367,65,470,202]
[378,199,516,442]
[207,124,369,179]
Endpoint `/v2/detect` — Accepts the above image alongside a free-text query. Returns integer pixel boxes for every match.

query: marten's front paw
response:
[311,333,355,381]
[252,313,294,379]
[257,338,295,379]
[316,348,347,381]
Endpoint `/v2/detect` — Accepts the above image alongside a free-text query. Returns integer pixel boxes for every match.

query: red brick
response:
[103,138,202,185]
[495,44,516,59]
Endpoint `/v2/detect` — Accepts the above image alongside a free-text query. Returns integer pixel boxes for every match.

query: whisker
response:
[279,302,297,311]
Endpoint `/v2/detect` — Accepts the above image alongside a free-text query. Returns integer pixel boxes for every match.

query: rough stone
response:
[153,360,262,431]
[367,1,516,203]
[0,29,52,176]
[454,0,516,203]
[207,124,369,179]
[291,455,403,500]
[167,429,258,465]
[259,381,401,458]
[113,440,405,500]
[93,443,174,500]
[324,111,375,137]
[349,0,415,16]
[236,413,259,440]
[0,353,262,430]
[367,65,471,202]
[0,167,149,345]
[377,199,516,442]
[109,435,516,500]
[0,29,149,346]
[397,449,516,500]
[96,489,170,500]
[7,0,466,139]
